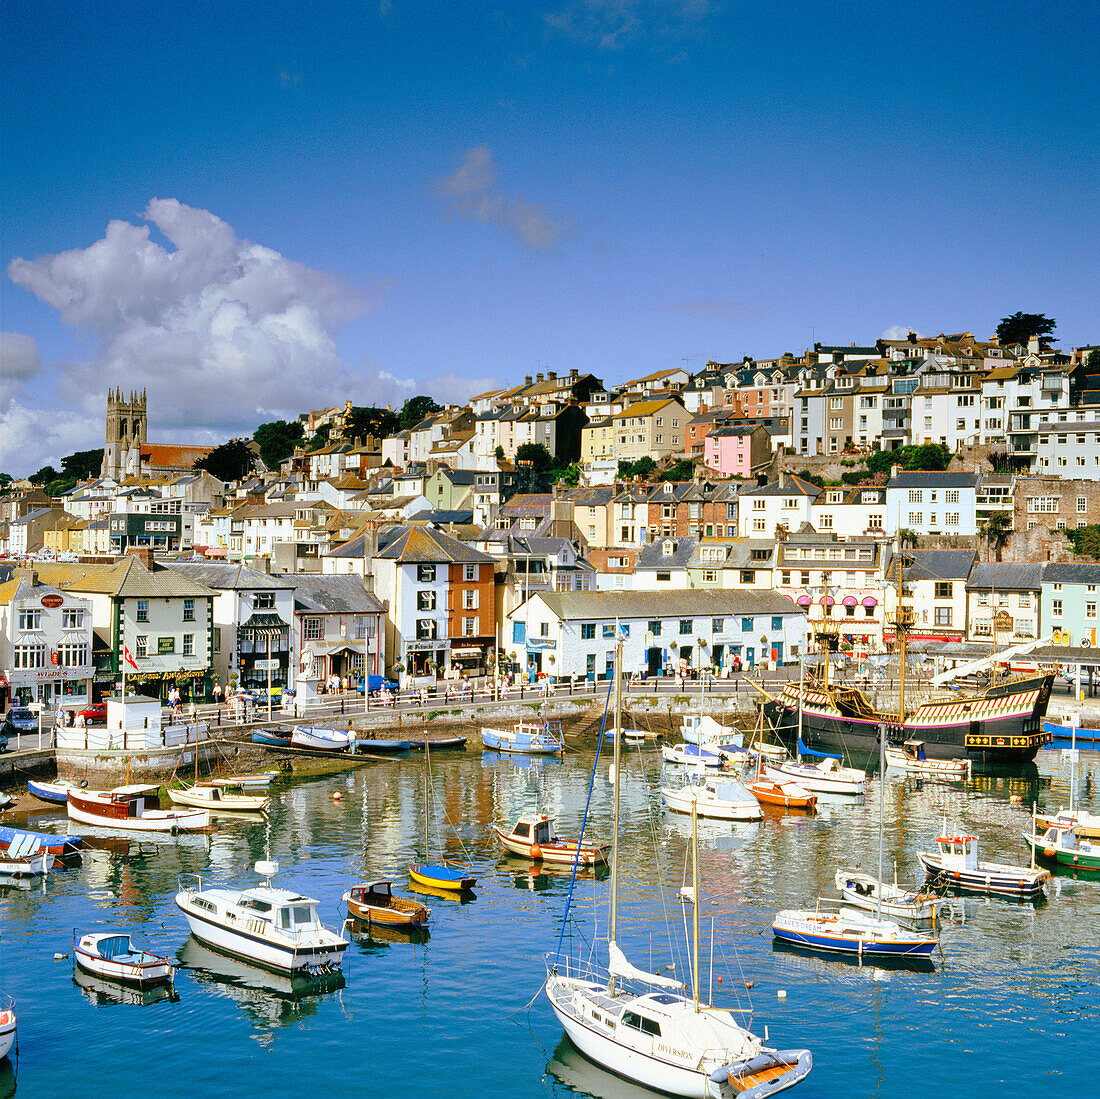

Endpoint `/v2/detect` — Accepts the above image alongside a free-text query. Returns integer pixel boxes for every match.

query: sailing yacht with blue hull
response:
[545,644,812,1099]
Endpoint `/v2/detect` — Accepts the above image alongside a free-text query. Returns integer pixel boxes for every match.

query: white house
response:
[884,471,979,537]
[737,474,821,538]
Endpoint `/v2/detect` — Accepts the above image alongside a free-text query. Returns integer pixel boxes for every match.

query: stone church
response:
[100,389,217,479]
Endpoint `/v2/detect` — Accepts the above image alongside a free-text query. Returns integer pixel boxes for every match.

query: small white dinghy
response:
[834,868,945,925]
[73,931,175,988]
[0,833,50,878]
[291,726,353,752]
[166,781,270,813]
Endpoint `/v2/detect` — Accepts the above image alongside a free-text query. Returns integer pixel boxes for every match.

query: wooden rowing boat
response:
[343,880,430,928]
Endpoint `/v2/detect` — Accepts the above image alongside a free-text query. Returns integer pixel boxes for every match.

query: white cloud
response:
[0,401,102,477]
[881,325,921,340]
[6,199,381,450]
[434,146,570,250]
[0,331,41,409]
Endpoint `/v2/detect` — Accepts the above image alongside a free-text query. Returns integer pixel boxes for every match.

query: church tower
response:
[101,388,147,479]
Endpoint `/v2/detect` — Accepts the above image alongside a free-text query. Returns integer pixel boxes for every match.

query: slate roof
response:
[375,526,494,565]
[966,563,1042,591]
[636,537,697,569]
[886,549,975,581]
[529,588,803,620]
[1041,563,1100,585]
[162,561,295,590]
[887,471,979,489]
[292,575,386,615]
[737,475,821,499]
[33,558,215,598]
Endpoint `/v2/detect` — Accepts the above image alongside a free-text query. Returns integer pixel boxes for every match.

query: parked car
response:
[355,674,399,694]
[79,702,108,725]
[2,707,37,741]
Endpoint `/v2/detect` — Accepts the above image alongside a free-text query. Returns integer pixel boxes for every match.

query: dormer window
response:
[663,482,673,494]
[662,540,674,557]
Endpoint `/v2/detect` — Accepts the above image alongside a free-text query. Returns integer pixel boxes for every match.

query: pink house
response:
[704,424,770,477]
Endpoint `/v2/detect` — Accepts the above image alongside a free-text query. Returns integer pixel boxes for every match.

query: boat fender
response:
[170,825,180,836]
[79,779,88,788]
[530,844,542,859]
[1044,847,1056,859]
[1073,855,1079,864]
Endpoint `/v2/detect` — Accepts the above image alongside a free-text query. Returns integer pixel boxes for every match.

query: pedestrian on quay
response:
[213,682,222,705]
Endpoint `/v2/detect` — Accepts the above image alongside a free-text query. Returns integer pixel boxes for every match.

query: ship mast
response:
[889,542,914,722]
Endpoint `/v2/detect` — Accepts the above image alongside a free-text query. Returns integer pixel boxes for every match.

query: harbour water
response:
[4,743,1098,1098]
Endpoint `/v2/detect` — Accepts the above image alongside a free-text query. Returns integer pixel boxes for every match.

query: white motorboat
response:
[661,774,763,822]
[545,643,811,1099]
[166,781,270,813]
[884,740,970,779]
[916,828,1049,898]
[67,785,209,833]
[175,860,348,976]
[763,758,866,796]
[662,741,725,767]
[290,726,353,752]
[680,713,741,747]
[73,931,175,988]
[833,868,945,925]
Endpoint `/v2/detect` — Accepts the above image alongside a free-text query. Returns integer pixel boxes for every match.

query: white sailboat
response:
[544,644,812,1099]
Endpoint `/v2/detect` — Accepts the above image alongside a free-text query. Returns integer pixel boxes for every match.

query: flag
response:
[123,644,139,671]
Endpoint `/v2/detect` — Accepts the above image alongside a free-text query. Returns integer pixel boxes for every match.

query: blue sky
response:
[2,0,1097,475]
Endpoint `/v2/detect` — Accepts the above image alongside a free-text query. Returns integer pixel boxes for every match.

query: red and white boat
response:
[748,775,817,812]
[67,785,209,833]
[493,813,609,866]
[73,931,175,988]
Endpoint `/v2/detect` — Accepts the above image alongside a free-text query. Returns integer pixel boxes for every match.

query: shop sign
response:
[158,637,176,654]
[40,594,64,609]
[405,639,450,653]
[253,659,280,671]
[527,637,557,651]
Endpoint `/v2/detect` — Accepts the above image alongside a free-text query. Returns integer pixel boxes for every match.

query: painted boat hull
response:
[492,824,609,866]
[662,743,724,767]
[74,947,174,988]
[352,739,412,754]
[883,747,970,778]
[1024,832,1100,870]
[28,779,74,804]
[771,911,936,957]
[916,852,1048,898]
[0,826,82,856]
[480,729,563,754]
[660,786,762,821]
[0,1006,14,1061]
[409,861,476,892]
[343,891,429,928]
[166,786,270,812]
[0,850,50,878]
[762,763,865,796]
[834,870,944,923]
[765,675,1052,765]
[1034,810,1100,839]
[252,731,293,748]
[67,794,209,834]
[748,779,816,811]
[291,727,352,752]
[175,896,347,976]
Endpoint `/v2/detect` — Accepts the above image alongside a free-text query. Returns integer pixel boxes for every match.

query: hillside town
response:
[2,324,1099,718]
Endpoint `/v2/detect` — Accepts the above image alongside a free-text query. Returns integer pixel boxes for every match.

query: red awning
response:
[820,595,835,606]
[862,596,878,607]
[796,595,812,606]
[842,596,858,607]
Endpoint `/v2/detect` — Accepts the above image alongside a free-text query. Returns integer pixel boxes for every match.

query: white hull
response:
[661,786,762,821]
[546,977,716,1098]
[291,726,352,751]
[176,896,346,976]
[884,747,969,778]
[0,1012,13,1061]
[763,763,865,796]
[834,870,944,924]
[166,786,269,812]
[0,850,49,878]
[67,800,209,833]
[662,744,723,767]
[74,951,173,987]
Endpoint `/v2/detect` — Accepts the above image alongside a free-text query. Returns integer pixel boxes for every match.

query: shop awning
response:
[820,595,835,606]
[842,596,858,607]
[451,647,484,658]
[862,596,878,607]
[240,612,290,639]
[796,595,812,606]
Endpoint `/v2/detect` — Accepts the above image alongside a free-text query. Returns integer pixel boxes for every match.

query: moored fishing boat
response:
[0,833,51,878]
[661,741,725,767]
[291,726,352,752]
[748,775,816,812]
[67,785,209,834]
[1033,807,1100,839]
[166,782,270,813]
[0,996,14,1061]
[833,868,945,925]
[884,740,971,778]
[73,931,175,988]
[481,720,564,755]
[916,829,1049,898]
[1023,823,1100,871]
[343,880,430,928]
[175,859,348,975]
[252,729,293,748]
[493,812,609,866]
[0,825,82,857]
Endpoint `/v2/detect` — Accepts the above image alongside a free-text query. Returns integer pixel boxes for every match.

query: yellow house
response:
[610,398,690,462]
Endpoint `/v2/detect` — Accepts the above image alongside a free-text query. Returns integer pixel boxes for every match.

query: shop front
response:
[237,612,291,694]
[6,663,93,709]
[450,640,493,676]
[119,666,212,703]
[403,638,450,681]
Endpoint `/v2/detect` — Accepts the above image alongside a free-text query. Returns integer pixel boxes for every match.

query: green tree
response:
[194,439,254,482]
[1070,525,1100,559]
[617,456,656,479]
[60,448,103,481]
[253,419,304,469]
[515,443,554,471]
[1087,349,1100,372]
[996,312,1057,348]
[659,459,695,482]
[345,405,399,442]
[494,445,505,461]
[979,512,1012,563]
[29,464,60,486]
[554,463,581,487]
[399,395,442,430]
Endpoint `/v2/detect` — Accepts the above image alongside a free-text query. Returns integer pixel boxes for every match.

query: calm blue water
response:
[3,745,1098,1098]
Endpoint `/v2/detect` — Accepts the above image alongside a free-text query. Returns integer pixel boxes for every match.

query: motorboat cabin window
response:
[620,1011,662,1037]
[534,821,551,843]
[514,822,531,838]
[279,905,315,929]
[240,898,272,914]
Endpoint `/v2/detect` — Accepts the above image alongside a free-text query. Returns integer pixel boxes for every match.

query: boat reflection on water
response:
[546,1035,670,1099]
[661,810,755,854]
[175,937,344,1042]
[0,1058,13,1099]
[771,935,936,974]
[72,964,179,1007]
[500,855,610,893]
[345,916,430,948]
[408,879,477,903]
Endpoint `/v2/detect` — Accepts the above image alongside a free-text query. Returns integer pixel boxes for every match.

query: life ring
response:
[79,779,89,789]
[1073,855,1079,864]
[170,824,180,837]
[530,844,542,860]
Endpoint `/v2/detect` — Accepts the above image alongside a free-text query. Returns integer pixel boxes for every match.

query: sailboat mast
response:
[692,795,700,1014]
[877,721,885,920]
[424,740,430,861]
[610,642,622,959]
[896,550,907,722]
